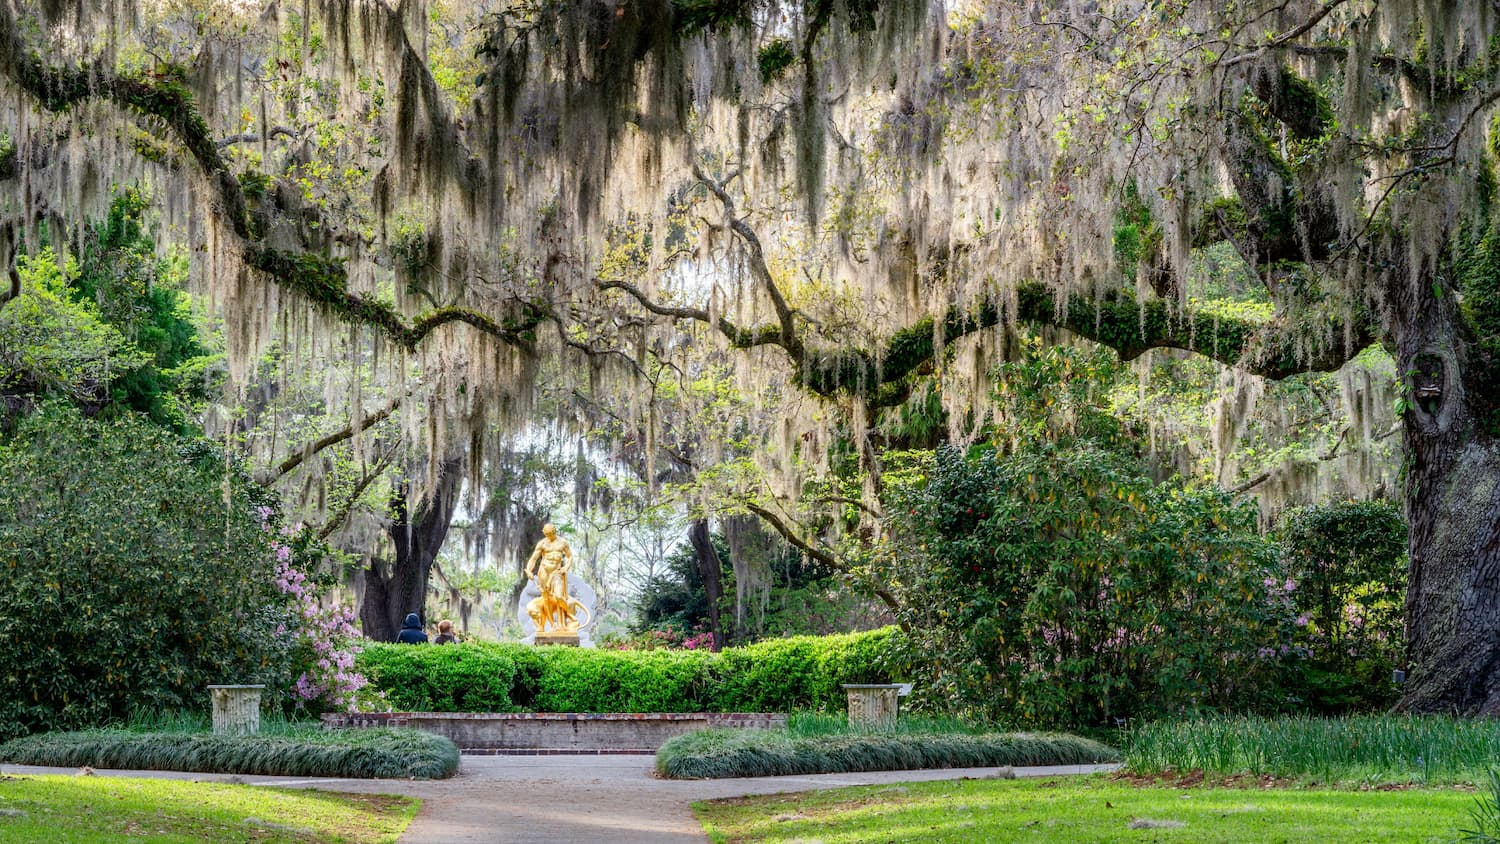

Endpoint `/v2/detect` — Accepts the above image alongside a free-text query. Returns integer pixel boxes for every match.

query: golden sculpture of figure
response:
[524,523,589,634]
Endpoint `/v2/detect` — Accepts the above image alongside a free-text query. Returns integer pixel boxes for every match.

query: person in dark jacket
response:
[433,619,457,645]
[396,613,428,644]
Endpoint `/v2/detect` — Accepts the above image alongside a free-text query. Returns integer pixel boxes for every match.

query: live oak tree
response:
[0,0,1496,713]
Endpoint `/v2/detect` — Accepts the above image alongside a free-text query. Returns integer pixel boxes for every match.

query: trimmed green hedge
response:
[357,628,902,713]
[361,644,516,712]
[0,728,458,779]
[655,728,1121,778]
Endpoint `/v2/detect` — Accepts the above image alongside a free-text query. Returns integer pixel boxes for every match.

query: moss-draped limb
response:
[597,278,785,347]
[693,163,804,357]
[1213,65,1340,269]
[9,57,257,239]
[609,272,1373,407]
[268,390,408,482]
[1248,65,1333,142]
[799,283,1373,405]
[246,247,542,353]
[745,501,900,614]
[0,8,539,356]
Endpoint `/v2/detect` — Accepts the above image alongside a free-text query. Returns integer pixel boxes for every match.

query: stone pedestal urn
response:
[208,685,264,735]
[842,683,903,726]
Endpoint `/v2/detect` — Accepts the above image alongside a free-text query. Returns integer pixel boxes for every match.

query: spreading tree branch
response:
[596,278,784,348]
[0,5,540,356]
[691,163,805,358]
[1221,0,1353,69]
[606,259,1373,408]
[268,389,409,481]
[316,442,400,541]
[744,501,900,613]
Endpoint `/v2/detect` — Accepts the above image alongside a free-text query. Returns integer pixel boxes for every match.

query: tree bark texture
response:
[688,519,726,651]
[1395,264,1500,714]
[359,455,464,642]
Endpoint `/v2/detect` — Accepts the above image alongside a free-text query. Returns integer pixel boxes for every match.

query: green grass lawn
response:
[694,776,1477,843]
[0,774,417,843]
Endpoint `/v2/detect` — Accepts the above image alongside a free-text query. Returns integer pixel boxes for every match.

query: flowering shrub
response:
[258,512,373,713]
[681,630,717,650]
[600,623,717,651]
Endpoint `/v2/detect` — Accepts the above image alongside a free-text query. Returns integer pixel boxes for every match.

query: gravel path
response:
[3,756,1120,843]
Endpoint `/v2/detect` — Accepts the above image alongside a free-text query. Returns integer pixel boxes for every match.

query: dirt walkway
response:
[3,756,1119,843]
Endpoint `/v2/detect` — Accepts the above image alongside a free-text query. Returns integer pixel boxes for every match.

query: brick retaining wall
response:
[321,711,787,754]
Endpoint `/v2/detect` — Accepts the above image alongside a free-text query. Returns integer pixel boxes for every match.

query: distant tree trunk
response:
[688,519,725,650]
[360,455,464,642]
[505,508,548,629]
[1395,269,1500,714]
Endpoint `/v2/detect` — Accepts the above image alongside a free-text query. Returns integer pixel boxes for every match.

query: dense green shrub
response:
[524,647,714,712]
[0,405,293,739]
[0,728,457,779]
[1278,501,1408,713]
[656,727,1120,779]
[358,642,517,712]
[356,628,903,713]
[874,442,1290,728]
[708,631,899,712]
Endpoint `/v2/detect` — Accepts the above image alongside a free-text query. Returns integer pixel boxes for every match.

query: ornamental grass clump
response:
[0,727,458,779]
[656,727,1119,779]
[1457,770,1500,844]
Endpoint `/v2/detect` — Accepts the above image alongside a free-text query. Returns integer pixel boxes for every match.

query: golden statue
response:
[524,523,590,635]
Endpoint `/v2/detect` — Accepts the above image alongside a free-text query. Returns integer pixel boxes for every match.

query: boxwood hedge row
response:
[357,628,902,713]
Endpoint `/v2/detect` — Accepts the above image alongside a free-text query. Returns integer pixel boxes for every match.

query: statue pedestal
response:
[533,632,580,647]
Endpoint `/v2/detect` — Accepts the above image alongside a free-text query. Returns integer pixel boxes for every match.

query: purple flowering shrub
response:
[599,623,718,651]
[258,510,377,713]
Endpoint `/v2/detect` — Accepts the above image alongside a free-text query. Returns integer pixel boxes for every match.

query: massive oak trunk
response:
[1395,270,1500,714]
[360,456,464,642]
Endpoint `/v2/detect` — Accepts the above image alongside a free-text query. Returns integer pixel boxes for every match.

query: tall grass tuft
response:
[0,728,458,779]
[1126,715,1500,784]
[656,727,1119,779]
[1457,770,1500,843]
[121,708,321,736]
